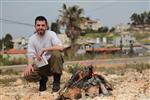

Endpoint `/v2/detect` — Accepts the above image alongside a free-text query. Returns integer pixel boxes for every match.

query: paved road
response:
[0,56,149,71]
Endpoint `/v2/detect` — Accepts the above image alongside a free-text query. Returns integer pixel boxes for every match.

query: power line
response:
[0,18,35,38]
[0,18,34,27]
[87,0,120,15]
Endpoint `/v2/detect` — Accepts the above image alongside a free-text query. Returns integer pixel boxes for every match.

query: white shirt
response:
[27,30,62,60]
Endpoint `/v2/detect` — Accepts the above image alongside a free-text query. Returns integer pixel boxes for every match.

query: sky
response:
[0,0,149,39]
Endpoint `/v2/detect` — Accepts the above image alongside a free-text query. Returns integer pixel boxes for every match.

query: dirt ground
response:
[0,67,150,100]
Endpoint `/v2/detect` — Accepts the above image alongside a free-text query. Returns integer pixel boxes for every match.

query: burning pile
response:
[57,65,113,100]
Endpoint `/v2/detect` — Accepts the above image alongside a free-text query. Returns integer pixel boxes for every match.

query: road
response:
[0,56,149,71]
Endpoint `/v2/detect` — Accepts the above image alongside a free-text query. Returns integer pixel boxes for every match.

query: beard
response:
[37,29,46,36]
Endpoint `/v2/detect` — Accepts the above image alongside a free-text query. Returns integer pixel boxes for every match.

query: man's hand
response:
[37,49,45,61]
[39,49,45,57]
[36,53,42,61]
[22,64,34,76]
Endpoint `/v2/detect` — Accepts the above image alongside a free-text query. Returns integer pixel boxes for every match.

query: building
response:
[113,32,136,46]
[12,37,28,49]
[114,23,130,33]
[80,18,102,31]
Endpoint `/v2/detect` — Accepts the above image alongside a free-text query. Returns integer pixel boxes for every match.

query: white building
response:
[113,32,135,46]
[12,37,28,49]
[114,23,130,33]
[80,19,102,31]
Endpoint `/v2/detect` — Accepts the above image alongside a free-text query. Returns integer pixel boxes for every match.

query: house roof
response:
[0,48,27,54]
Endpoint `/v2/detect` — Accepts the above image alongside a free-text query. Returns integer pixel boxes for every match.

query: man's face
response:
[35,20,47,36]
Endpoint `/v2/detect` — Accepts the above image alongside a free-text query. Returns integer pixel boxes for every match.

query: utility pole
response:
[120,37,123,56]
[129,40,134,57]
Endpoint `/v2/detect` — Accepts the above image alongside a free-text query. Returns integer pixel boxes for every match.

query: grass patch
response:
[125,63,150,73]
[64,64,82,73]
[64,53,94,61]
[0,77,17,86]
[96,67,125,75]
[95,63,150,75]
[0,54,27,66]
[0,68,19,75]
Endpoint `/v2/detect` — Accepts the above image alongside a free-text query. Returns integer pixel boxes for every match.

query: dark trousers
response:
[24,51,64,84]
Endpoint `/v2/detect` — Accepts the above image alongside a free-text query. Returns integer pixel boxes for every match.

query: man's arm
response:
[39,45,63,57]
[22,58,34,76]
[22,37,35,76]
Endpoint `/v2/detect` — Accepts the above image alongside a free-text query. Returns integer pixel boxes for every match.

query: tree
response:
[58,4,84,45]
[140,12,147,26]
[98,26,109,33]
[0,39,2,50]
[130,13,139,25]
[130,11,150,26]
[129,40,134,57]
[146,12,150,24]
[3,34,13,50]
[109,27,115,32]
[51,22,60,34]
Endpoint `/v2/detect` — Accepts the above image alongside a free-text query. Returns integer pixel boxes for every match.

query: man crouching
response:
[22,16,64,92]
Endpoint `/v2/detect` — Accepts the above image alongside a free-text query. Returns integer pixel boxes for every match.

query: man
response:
[22,16,64,92]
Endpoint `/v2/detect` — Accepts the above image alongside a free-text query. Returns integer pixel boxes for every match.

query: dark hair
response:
[35,16,48,25]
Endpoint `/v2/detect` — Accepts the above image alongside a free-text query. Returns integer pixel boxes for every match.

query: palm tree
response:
[130,13,138,25]
[140,12,148,26]
[51,22,60,34]
[58,4,84,45]
[130,13,142,25]
[143,11,150,25]
[130,11,150,26]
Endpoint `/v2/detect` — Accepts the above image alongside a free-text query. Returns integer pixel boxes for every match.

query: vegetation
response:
[0,68,19,85]
[65,64,82,73]
[0,68,19,75]
[81,32,119,42]
[64,53,94,61]
[58,4,84,49]
[141,39,150,45]
[130,11,150,26]
[98,26,109,33]
[0,33,14,50]
[133,31,150,41]
[51,22,60,34]
[0,77,17,86]
[0,54,27,66]
[65,62,150,75]
[96,63,150,75]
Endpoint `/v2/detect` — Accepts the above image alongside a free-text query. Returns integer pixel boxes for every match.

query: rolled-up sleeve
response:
[27,38,36,58]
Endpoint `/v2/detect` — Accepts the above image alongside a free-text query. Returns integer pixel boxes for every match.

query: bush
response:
[0,68,19,75]
[65,64,82,73]
[125,63,150,73]
[0,55,27,66]
[96,63,150,75]
[0,77,16,86]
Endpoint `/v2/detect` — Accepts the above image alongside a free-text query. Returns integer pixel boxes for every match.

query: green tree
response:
[98,26,109,33]
[130,11,150,26]
[109,27,115,32]
[51,22,60,34]
[3,33,13,50]
[146,12,150,24]
[130,13,140,25]
[140,12,147,25]
[0,39,2,50]
[58,4,84,45]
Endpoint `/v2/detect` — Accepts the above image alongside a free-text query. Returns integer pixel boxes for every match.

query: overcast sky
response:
[0,0,149,39]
